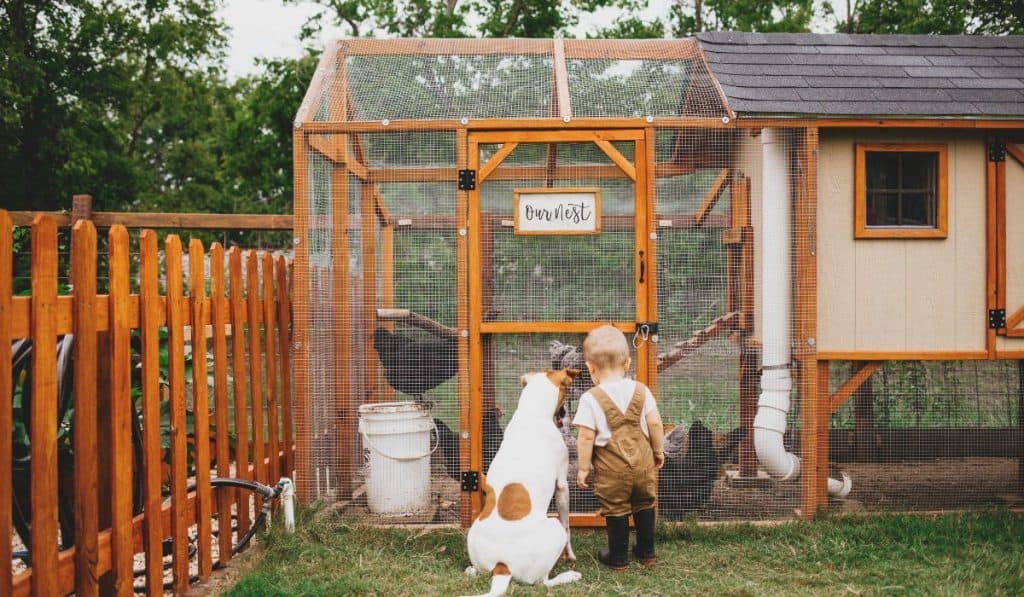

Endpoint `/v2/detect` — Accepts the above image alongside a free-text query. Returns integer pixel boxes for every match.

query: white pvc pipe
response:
[279,477,296,532]
[754,128,852,499]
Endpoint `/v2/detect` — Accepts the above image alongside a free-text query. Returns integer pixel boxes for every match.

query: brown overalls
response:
[590,383,658,517]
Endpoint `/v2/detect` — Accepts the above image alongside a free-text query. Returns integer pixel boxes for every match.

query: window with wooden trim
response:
[855,143,948,239]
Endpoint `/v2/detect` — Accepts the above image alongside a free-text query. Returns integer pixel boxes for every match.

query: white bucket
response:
[358,401,437,516]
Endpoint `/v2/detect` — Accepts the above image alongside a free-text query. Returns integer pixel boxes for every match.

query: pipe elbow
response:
[752,426,801,482]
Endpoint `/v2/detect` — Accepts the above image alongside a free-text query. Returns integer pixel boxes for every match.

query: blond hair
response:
[583,325,630,371]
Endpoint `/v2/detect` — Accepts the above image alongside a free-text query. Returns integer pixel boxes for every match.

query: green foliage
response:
[839,0,1024,34]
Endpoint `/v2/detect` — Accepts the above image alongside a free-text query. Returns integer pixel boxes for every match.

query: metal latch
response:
[989,308,1006,329]
[461,471,480,491]
[458,169,477,190]
[635,322,659,336]
[988,142,1006,162]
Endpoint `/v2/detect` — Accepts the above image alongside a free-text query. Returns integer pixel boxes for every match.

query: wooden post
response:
[165,235,190,593]
[480,216,495,417]
[70,194,92,225]
[246,251,266,508]
[292,129,312,503]
[262,252,280,484]
[189,239,213,578]
[332,150,354,499]
[380,224,395,402]
[30,216,59,596]
[71,221,99,596]
[456,129,472,527]
[0,210,12,595]
[794,129,825,517]
[361,180,380,405]
[228,248,251,532]
[138,230,165,595]
[276,257,294,477]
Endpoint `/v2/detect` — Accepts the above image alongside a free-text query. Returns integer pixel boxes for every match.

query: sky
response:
[221,0,835,79]
[221,0,674,78]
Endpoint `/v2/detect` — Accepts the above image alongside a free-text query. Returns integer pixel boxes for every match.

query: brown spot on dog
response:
[477,474,496,521]
[497,482,531,521]
[492,562,510,576]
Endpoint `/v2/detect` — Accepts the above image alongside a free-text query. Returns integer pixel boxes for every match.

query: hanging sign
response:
[512,188,601,235]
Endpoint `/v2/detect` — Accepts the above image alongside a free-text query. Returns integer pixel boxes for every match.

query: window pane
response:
[866,152,899,189]
[900,152,937,191]
[899,192,935,227]
[866,191,899,226]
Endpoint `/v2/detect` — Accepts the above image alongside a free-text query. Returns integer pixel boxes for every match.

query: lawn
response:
[221,509,1024,595]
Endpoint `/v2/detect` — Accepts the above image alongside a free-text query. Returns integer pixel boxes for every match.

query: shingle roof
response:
[695,32,1024,118]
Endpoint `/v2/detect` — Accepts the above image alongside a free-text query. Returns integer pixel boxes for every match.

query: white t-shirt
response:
[572,379,656,447]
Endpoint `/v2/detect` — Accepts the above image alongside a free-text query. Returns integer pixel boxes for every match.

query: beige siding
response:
[996,144,1024,352]
[815,129,988,353]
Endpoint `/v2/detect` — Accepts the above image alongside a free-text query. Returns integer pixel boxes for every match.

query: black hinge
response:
[989,308,1007,329]
[988,142,1006,162]
[461,471,480,491]
[458,169,477,190]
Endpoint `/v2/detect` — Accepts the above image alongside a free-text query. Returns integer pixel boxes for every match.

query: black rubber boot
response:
[598,515,630,571]
[632,508,657,567]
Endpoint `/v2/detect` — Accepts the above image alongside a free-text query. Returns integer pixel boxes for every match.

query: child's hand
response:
[576,468,590,489]
[654,452,665,470]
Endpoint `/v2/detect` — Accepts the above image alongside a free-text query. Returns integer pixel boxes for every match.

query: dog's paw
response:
[464,566,478,577]
[561,545,577,561]
[564,571,582,582]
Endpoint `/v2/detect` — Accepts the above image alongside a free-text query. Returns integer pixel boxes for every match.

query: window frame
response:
[854,143,949,239]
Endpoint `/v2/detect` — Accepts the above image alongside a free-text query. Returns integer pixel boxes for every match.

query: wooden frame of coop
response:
[292,37,1024,527]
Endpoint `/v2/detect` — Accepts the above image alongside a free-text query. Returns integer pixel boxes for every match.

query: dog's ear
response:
[546,368,578,389]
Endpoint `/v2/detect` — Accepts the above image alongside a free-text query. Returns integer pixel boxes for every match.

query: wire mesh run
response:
[292,38,1024,526]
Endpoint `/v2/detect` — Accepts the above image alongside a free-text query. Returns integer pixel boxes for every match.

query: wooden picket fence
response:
[1,210,294,595]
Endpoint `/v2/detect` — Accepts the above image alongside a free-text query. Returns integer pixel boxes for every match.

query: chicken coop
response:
[291,35,1024,526]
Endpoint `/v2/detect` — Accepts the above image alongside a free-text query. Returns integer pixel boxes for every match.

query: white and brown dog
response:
[464,369,582,596]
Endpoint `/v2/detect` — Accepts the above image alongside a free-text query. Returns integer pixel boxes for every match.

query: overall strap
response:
[590,385,639,431]
[624,383,647,420]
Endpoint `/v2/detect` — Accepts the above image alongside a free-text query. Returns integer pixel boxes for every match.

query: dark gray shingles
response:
[696,32,1024,117]
[903,65,980,77]
[927,55,1003,66]
[951,77,1024,89]
[859,54,932,66]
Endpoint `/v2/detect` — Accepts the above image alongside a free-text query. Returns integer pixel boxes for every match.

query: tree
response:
[0,0,228,211]
[839,0,1023,34]
[290,0,470,39]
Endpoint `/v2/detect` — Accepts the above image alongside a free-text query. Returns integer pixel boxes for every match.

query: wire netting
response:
[293,39,1024,525]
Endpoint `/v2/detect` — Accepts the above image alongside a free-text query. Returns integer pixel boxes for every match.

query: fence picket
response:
[275,256,293,477]
[165,235,190,593]
[210,243,233,563]
[189,240,214,578]
[262,252,280,483]
[108,225,134,596]
[30,215,60,596]
[137,230,164,596]
[228,247,251,534]
[71,221,99,596]
[246,251,266,505]
[0,210,13,594]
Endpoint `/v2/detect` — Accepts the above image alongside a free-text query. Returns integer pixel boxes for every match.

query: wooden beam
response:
[695,169,730,226]
[309,134,370,180]
[829,362,882,414]
[376,308,459,340]
[593,139,637,181]
[299,116,733,132]
[478,142,519,182]
[1006,304,1024,331]
[552,39,571,120]
[368,162,701,183]
[338,38,552,56]
[8,211,294,230]
[1006,142,1024,167]
[562,38,699,60]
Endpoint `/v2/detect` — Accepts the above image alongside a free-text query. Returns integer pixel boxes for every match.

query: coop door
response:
[995,140,1024,350]
[466,129,655,526]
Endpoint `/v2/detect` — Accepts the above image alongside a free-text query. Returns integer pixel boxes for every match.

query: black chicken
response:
[372,327,458,401]
[658,422,747,518]
[434,409,504,481]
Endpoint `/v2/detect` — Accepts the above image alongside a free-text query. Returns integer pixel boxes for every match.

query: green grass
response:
[225,509,1024,596]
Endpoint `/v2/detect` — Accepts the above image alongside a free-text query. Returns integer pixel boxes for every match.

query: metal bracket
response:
[458,169,477,190]
[988,142,1006,162]
[635,322,659,336]
[989,308,1007,329]
[461,471,480,492]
